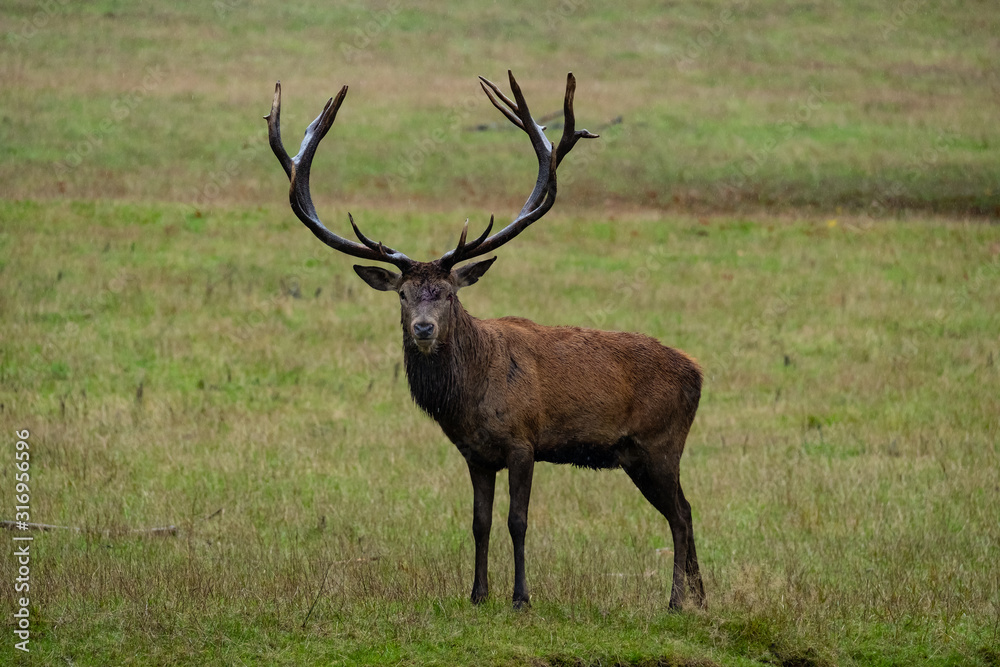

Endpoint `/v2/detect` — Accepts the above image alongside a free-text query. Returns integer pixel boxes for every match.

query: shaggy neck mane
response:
[403,302,489,426]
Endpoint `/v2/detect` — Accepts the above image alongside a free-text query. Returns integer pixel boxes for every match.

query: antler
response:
[265,82,414,271]
[439,71,598,270]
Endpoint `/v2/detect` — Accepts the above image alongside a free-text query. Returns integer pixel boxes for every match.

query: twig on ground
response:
[302,561,334,630]
[1,520,178,536]
[468,111,623,133]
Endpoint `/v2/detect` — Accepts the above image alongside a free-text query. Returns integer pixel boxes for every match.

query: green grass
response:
[2,0,999,664]
[1,0,998,215]
[1,200,998,665]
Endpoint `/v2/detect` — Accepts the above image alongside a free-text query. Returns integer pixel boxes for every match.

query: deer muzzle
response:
[411,320,438,353]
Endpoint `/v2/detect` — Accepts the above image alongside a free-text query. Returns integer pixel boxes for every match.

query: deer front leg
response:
[468,462,497,605]
[507,449,535,609]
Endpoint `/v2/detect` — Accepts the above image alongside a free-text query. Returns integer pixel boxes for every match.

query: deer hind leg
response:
[622,448,691,610]
[506,449,535,609]
[677,481,706,608]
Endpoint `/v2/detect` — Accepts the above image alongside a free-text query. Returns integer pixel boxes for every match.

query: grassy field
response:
[2,0,998,214]
[2,1,999,665]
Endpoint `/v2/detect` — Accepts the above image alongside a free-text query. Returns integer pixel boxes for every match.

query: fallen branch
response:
[468,113,623,133]
[1,520,177,537]
[1,521,71,532]
[331,556,381,565]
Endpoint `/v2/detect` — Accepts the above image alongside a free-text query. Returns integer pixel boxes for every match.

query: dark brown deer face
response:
[354,259,496,354]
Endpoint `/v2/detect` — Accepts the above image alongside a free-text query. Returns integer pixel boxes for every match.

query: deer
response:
[265,71,705,611]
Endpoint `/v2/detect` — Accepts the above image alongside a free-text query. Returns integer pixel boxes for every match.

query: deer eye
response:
[399,292,407,302]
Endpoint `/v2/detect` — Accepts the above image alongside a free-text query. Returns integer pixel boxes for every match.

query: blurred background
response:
[1,2,998,665]
[2,0,997,217]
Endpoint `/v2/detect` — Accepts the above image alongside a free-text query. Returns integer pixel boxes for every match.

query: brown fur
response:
[357,260,706,610]
[269,71,705,610]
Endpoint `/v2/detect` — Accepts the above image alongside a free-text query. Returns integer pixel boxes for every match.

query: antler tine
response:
[466,214,495,251]
[478,77,524,130]
[555,72,599,168]
[440,72,591,269]
[265,82,294,179]
[439,215,497,270]
[266,82,413,271]
[349,212,383,251]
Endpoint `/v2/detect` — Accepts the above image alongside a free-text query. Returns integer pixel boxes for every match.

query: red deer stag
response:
[265,72,705,610]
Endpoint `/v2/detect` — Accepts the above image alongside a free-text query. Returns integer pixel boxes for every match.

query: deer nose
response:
[412,322,436,340]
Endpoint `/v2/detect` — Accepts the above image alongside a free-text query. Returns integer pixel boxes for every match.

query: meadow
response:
[1,1,998,665]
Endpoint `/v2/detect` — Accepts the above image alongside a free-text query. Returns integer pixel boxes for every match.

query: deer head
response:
[265,72,597,355]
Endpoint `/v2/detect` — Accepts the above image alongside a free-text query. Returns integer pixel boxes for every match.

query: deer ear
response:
[353,265,402,292]
[453,257,496,288]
